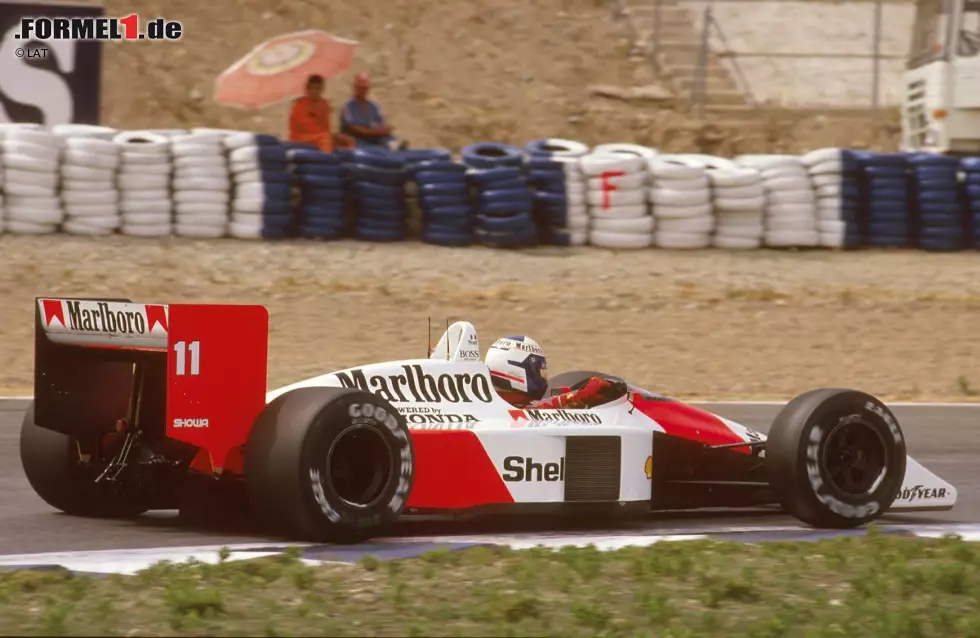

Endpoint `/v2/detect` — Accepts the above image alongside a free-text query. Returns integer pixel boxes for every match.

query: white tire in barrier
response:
[63,149,118,170]
[53,124,117,139]
[4,168,57,188]
[817,207,843,222]
[566,213,589,230]
[761,166,809,181]
[176,202,227,216]
[815,183,846,197]
[714,196,765,212]
[230,159,280,175]
[818,219,846,234]
[7,205,64,225]
[174,166,229,180]
[120,199,172,215]
[579,154,645,177]
[653,202,712,219]
[4,153,57,172]
[586,172,646,190]
[714,223,763,239]
[671,154,739,171]
[61,189,117,206]
[648,187,710,207]
[231,182,280,199]
[655,176,709,191]
[713,183,765,199]
[591,215,655,233]
[713,234,762,250]
[4,181,55,197]
[767,215,817,232]
[768,190,815,205]
[768,203,815,218]
[228,220,264,239]
[532,138,591,157]
[565,190,586,206]
[589,203,648,219]
[735,154,801,170]
[765,229,819,246]
[178,211,228,225]
[176,132,227,146]
[654,231,711,249]
[765,176,812,192]
[118,174,170,190]
[175,222,227,238]
[808,159,843,175]
[65,203,120,217]
[123,212,172,225]
[228,145,270,163]
[121,223,172,237]
[232,198,267,214]
[657,215,713,234]
[2,140,60,163]
[223,132,264,150]
[567,229,588,246]
[113,131,170,153]
[119,162,171,176]
[119,189,170,202]
[62,164,115,181]
[590,143,657,159]
[173,190,228,204]
[232,168,275,184]
[5,128,61,147]
[175,155,226,170]
[122,151,170,166]
[65,214,121,229]
[63,179,115,192]
[171,142,223,158]
[715,210,763,226]
[588,229,653,249]
[567,203,588,218]
[811,174,841,188]
[7,194,59,208]
[586,189,645,207]
[801,147,841,167]
[816,196,843,212]
[647,159,703,181]
[63,220,114,236]
[7,220,57,235]
[707,168,760,188]
[65,137,118,154]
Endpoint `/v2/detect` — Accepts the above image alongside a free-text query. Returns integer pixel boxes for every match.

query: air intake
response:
[564,435,621,502]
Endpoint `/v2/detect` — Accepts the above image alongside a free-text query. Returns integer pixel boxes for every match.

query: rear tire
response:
[19,402,149,518]
[765,388,906,528]
[244,387,414,543]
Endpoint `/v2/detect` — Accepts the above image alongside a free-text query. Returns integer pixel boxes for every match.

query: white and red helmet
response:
[485,335,549,403]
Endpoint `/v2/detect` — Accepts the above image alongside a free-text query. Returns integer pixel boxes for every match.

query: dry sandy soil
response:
[2,235,978,402]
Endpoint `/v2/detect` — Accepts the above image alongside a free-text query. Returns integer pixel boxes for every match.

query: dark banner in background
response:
[0,1,103,125]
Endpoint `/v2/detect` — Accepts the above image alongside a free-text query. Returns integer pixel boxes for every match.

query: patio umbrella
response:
[214,30,358,109]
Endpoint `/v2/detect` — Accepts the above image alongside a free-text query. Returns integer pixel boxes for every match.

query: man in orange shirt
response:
[289,74,353,152]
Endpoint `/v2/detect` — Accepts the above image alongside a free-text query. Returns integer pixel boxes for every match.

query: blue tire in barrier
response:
[418,182,469,197]
[415,170,469,185]
[421,229,472,247]
[412,160,468,175]
[353,148,406,170]
[288,149,340,165]
[478,199,531,216]
[468,167,523,185]
[294,164,344,178]
[348,164,408,186]
[478,188,532,206]
[474,226,537,248]
[461,143,524,169]
[419,194,470,209]
[399,149,452,164]
[475,212,534,234]
[355,181,406,199]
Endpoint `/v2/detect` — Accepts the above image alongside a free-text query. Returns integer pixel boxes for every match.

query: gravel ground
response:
[2,235,978,402]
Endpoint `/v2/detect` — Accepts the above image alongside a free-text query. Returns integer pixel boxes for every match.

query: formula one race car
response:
[21,298,958,542]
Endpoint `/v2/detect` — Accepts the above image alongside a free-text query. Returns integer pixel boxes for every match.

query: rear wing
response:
[34,298,269,472]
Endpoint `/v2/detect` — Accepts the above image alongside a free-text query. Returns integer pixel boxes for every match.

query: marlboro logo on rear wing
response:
[37,298,169,349]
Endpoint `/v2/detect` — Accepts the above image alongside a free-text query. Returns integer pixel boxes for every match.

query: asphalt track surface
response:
[1,400,978,555]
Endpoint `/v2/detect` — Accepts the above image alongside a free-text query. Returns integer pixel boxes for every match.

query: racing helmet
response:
[485,335,549,403]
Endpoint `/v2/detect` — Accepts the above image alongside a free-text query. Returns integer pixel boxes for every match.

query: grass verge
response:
[2,531,980,636]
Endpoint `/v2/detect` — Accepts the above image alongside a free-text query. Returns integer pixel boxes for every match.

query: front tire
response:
[765,388,906,528]
[244,387,414,543]
[19,402,149,518]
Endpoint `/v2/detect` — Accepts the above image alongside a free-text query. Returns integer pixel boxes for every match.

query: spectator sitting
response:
[289,74,354,152]
[339,72,408,151]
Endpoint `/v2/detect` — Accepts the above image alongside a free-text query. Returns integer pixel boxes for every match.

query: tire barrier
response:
[3,127,64,235]
[583,150,651,249]
[289,144,346,240]
[350,148,409,243]
[171,130,231,240]
[648,156,712,249]
[909,153,963,252]
[802,148,860,249]
[525,138,589,246]
[2,124,980,253]
[963,157,980,250]
[228,134,291,240]
[736,155,817,248]
[410,150,472,247]
[114,131,172,238]
[463,143,537,248]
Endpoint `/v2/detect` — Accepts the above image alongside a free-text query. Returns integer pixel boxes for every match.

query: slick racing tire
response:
[765,388,907,529]
[244,387,414,543]
[20,402,150,518]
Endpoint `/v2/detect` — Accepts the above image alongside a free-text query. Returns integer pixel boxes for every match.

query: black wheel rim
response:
[326,425,393,509]
[820,416,888,498]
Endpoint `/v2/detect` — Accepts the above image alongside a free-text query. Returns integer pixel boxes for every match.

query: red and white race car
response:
[21,298,957,542]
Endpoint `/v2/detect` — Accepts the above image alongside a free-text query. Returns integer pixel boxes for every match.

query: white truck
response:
[902,0,980,153]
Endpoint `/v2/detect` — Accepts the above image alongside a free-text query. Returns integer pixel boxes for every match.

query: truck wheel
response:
[244,387,414,543]
[765,388,906,528]
[19,402,149,517]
